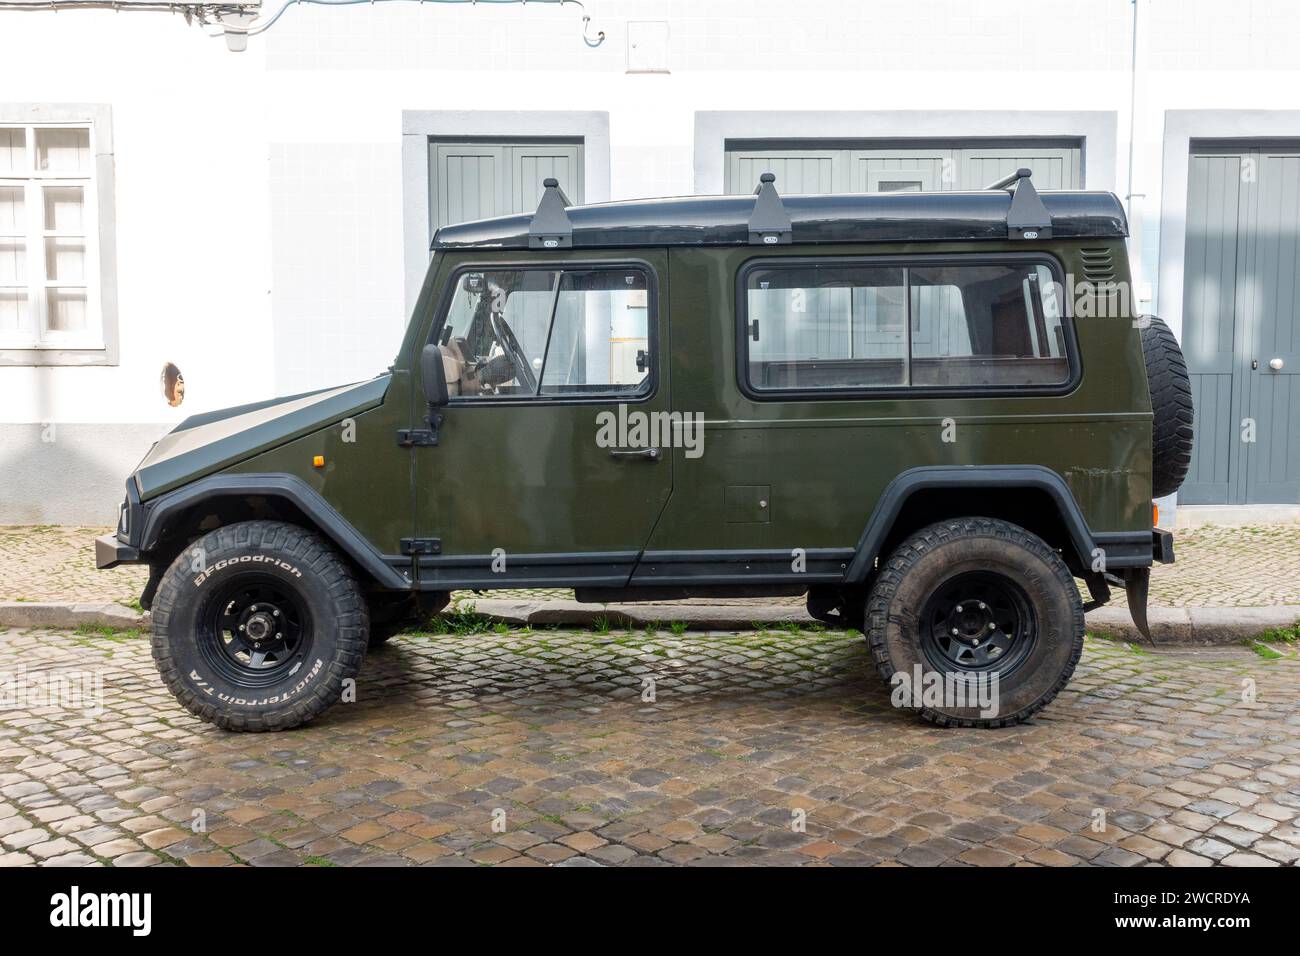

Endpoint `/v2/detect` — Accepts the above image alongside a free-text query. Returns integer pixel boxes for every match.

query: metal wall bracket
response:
[528,177,574,249]
[748,172,792,245]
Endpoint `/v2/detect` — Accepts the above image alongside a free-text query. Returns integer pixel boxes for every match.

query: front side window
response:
[0,124,100,350]
[435,266,652,400]
[744,259,1070,393]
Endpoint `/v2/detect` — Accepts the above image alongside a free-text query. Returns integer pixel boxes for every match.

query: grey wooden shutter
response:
[726,150,842,194]
[430,144,507,230]
[508,143,583,212]
[849,149,951,192]
[956,146,1081,190]
[430,140,584,231]
[725,142,1082,195]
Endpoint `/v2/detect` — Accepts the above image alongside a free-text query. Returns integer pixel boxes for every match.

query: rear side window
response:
[436,266,652,400]
[743,258,1070,394]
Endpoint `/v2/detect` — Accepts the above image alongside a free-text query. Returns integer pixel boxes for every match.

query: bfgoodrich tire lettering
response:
[150,520,369,732]
[866,517,1084,728]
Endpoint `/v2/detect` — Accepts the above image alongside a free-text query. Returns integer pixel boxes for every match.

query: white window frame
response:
[0,104,117,366]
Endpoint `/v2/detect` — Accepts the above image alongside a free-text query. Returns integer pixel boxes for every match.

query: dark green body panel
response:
[408,249,674,561]
[134,376,392,500]
[647,240,1151,553]
[219,372,415,559]
[126,235,1153,584]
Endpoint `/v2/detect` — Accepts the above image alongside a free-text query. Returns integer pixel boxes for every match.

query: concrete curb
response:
[1082,605,1300,645]
[0,602,146,630]
[2,599,1298,646]
[463,598,1300,646]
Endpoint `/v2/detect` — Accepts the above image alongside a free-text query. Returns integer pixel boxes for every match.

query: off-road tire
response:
[150,520,368,732]
[865,517,1084,728]
[1140,315,1195,498]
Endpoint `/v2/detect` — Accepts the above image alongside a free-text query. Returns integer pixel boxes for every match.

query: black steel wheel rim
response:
[198,574,313,688]
[918,570,1036,676]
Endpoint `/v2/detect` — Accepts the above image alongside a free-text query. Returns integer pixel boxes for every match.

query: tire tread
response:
[150,520,368,732]
[865,517,1084,728]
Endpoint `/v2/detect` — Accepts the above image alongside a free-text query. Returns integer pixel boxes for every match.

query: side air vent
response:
[1079,247,1116,283]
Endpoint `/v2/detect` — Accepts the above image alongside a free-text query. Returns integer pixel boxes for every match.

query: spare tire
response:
[1140,316,1195,498]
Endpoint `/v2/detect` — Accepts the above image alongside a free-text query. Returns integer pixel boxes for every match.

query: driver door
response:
[411,251,673,590]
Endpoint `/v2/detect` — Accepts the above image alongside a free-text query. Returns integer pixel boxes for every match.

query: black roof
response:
[431,185,1129,251]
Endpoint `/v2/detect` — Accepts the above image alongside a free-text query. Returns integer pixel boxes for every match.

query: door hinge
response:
[400,537,442,556]
[397,426,439,447]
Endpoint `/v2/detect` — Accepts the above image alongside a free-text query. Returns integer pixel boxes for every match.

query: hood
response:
[133,375,391,499]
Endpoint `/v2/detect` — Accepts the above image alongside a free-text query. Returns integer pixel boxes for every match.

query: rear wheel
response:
[865,517,1083,727]
[150,521,369,732]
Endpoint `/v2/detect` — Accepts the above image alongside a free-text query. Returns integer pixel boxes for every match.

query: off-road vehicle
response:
[98,169,1192,731]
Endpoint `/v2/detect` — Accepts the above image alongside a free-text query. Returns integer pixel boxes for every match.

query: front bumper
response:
[95,533,140,570]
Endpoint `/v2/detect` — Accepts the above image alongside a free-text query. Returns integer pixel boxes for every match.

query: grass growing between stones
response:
[72,623,142,641]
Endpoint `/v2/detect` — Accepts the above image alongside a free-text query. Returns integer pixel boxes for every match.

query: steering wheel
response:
[489,309,538,394]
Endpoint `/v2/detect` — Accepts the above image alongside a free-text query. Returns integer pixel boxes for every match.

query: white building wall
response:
[1,0,1299,521]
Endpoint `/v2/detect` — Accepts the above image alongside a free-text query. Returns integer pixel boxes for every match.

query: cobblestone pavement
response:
[4,523,1299,610]
[2,627,1298,867]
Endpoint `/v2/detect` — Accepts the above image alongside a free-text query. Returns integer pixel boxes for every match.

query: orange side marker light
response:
[312,455,326,469]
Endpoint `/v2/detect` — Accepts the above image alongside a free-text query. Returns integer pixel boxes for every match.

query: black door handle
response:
[609,448,661,461]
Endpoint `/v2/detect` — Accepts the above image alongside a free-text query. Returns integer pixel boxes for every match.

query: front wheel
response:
[150,521,369,732]
[865,517,1083,727]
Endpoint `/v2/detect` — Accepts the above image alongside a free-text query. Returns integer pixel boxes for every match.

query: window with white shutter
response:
[0,112,114,361]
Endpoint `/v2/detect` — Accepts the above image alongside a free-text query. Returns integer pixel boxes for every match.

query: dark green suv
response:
[97,170,1192,731]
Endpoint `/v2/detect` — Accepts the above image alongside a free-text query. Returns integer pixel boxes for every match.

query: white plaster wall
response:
[1,0,1299,522]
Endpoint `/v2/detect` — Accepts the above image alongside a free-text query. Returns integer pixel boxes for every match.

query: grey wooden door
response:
[429,141,583,230]
[1180,150,1248,504]
[956,145,1080,190]
[1243,149,1300,503]
[1182,145,1300,505]
[431,144,508,230]
[849,148,948,192]
[724,142,1081,194]
[727,149,842,194]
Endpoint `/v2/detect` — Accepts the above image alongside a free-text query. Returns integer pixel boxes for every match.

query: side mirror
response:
[421,343,449,413]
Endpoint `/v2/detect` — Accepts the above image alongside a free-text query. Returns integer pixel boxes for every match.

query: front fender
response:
[136,473,410,591]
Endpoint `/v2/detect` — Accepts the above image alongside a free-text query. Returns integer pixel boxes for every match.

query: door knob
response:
[1269,357,1284,371]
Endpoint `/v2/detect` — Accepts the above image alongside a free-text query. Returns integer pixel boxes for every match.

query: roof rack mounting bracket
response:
[528,177,574,249]
[991,167,1053,241]
[748,172,792,245]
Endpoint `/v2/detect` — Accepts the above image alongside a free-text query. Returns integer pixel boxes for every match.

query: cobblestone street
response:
[2,626,1298,867]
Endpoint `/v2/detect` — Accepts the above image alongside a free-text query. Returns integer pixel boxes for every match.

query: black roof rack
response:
[527,178,573,249]
[433,171,1126,251]
[986,167,1053,240]
[748,172,792,245]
